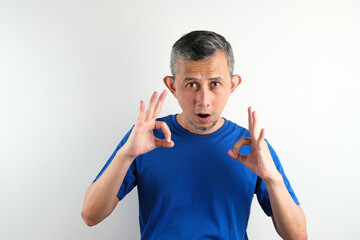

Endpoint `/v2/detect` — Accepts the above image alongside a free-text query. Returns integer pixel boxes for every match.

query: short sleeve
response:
[255,140,300,216]
[93,127,137,200]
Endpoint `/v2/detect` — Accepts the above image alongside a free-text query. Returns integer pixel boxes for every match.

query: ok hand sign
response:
[228,107,279,181]
[123,90,174,159]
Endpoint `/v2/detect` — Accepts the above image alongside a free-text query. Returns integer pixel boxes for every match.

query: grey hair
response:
[170,30,234,78]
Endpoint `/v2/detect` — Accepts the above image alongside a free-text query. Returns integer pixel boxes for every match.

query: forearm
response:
[264,173,307,240]
[81,146,134,226]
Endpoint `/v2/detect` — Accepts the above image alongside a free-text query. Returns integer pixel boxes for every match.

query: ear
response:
[230,74,241,93]
[163,76,177,98]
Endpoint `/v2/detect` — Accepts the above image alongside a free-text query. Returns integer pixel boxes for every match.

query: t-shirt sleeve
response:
[254,140,300,216]
[93,127,137,200]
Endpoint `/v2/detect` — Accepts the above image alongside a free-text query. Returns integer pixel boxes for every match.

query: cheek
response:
[213,92,230,107]
[177,92,195,107]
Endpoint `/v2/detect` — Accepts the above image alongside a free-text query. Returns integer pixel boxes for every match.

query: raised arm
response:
[81,90,174,226]
[228,107,307,240]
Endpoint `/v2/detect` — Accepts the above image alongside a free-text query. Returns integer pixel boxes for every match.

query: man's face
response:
[164,50,241,134]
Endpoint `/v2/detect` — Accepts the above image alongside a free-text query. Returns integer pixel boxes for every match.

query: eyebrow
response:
[183,77,223,82]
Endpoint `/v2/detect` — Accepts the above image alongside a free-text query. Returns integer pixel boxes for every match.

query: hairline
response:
[172,50,233,81]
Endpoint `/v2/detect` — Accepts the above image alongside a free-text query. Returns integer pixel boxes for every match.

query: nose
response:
[195,88,211,107]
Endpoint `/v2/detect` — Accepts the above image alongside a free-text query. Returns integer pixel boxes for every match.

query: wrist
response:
[122,140,140,158]
[262,171,283,186]
[116,144,137,164]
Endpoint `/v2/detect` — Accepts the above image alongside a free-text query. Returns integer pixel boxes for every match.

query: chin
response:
[188,118,219,133]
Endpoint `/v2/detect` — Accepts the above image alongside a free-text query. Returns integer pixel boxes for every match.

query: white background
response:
[1,0,359,239]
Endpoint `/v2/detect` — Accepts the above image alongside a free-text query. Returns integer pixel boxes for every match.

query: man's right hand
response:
[123,90,174,159]
[81,90,174,226]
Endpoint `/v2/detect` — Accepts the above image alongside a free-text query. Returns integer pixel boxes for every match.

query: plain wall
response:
[1,0,359,239]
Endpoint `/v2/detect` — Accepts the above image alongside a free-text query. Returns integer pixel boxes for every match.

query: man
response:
[81,30,307,239]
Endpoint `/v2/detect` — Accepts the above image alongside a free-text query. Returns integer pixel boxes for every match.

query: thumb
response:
[228,149,246,163]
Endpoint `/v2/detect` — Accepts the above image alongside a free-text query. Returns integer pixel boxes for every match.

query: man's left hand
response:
[228,107,280,181]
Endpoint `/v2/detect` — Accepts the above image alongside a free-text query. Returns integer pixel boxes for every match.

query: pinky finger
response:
[258,128,266,142]
[138,100,145,120]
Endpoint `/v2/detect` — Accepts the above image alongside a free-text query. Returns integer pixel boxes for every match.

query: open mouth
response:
[197,113,210,119]
[196,113,211,123]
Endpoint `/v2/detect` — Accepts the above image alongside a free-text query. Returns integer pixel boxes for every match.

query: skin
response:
[163,50,241,135]
[228,107,307,239]
[81,50,307,239]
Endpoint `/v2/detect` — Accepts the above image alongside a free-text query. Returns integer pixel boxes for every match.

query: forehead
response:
[176,50,229,78]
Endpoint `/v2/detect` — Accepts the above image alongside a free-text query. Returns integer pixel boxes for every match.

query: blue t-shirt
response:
[94,114,299,240]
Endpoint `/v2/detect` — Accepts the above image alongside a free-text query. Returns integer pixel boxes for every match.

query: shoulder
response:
[153,114,176,136]
[156,114,174,129]
[224,118,250,138]
[156,114,173,122]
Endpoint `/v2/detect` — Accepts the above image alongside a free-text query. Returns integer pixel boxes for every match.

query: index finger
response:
[233,137,252,155]
[155,120,172,143]
[229,137,251,163]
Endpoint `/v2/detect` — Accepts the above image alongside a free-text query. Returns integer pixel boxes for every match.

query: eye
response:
[210,81,221,87]
[186,82,198,88]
